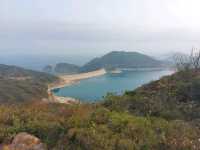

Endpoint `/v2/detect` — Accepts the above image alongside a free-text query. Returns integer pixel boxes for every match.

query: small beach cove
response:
[47,69,107,104]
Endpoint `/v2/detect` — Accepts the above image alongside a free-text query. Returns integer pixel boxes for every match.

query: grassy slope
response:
[0,69,200,149]
[0,64,59,103]
[0,103,199,150]
[103,70,200,121]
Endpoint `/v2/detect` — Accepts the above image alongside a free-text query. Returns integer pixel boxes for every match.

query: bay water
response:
[53,69,173,102]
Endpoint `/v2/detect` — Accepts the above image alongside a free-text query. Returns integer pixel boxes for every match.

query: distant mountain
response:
[80,51,163,72]
[0,64,58,103]
[43,63,80,74]
[43,65,54,74]
[54,63,80,74]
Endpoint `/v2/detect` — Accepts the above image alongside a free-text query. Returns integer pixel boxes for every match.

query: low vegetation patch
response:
[0,103,199,150]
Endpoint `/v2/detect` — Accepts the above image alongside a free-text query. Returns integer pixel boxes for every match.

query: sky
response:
[1,0,200,57]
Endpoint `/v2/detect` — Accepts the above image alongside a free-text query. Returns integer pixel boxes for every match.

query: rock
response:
[43,65,53,74]
[54,63,80,74]
[4,132,46,150]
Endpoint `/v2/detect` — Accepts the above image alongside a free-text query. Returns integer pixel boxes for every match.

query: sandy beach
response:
[48,68,106,104]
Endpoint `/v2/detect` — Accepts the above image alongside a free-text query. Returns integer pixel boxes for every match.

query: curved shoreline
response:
[48,69,107,104]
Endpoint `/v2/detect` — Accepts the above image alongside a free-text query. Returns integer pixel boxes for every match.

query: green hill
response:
[0,64,59,103]
[81,51,163,72]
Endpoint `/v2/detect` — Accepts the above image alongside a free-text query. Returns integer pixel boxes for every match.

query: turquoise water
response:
[53,70,173,102]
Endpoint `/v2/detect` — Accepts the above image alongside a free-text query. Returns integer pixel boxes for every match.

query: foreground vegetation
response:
[0,102,199,150]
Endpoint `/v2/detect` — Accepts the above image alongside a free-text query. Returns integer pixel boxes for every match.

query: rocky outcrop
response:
[43,65,53,74]
[43,63,80,74]
[3,133,46,150]
[54,63,80,74]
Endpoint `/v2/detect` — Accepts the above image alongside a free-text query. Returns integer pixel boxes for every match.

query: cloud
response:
[1,0,200,55]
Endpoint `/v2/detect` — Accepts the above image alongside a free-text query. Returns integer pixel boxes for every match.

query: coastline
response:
[48,68,107,104]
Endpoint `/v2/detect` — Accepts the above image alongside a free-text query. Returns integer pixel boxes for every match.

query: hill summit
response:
[80,51,163,72]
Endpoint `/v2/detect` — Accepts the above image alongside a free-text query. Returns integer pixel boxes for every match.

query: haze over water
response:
[53,69,173,102]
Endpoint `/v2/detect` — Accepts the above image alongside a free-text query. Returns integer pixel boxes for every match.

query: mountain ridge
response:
[80,51,164,72]
[43,51,166,74]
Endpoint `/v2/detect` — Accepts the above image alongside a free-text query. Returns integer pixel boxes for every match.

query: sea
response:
[53,69,174,102]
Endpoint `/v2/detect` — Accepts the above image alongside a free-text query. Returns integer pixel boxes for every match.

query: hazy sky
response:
[1,0,200,56]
